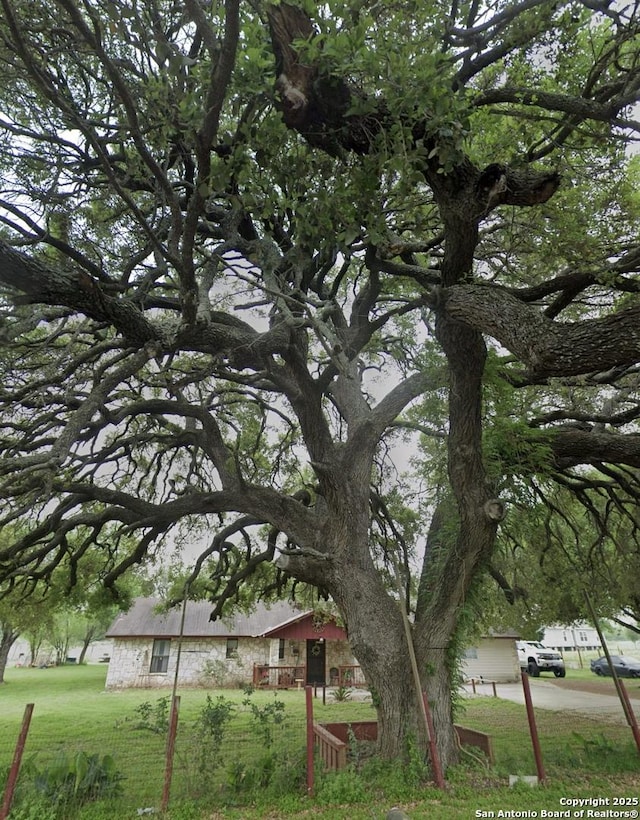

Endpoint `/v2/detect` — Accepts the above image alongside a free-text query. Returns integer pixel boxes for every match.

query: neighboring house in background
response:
[461,631,521,682]
[105,597,359,689]
[541,623,602,652]
[8,638,113,667]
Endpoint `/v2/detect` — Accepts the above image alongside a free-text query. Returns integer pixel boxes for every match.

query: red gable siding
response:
[264,613,347,640]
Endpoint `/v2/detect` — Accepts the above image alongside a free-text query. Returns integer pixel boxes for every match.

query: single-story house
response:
[460,631,521,682]
[105,597,523,689]
[105,597,360,689]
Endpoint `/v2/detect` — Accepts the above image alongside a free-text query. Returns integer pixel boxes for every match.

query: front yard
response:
[1,664,638,819]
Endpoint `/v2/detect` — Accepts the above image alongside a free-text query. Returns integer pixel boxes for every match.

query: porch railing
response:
[252,663,368,688]
[253,664,306,688]
[337,665,368,687]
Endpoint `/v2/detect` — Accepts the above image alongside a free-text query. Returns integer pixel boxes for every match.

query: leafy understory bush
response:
[132,696,171,734]
[242,691,286,747]
[315,767,368,804]
[192,693,237,783]
[10,751,122,818]
[226,746,306,799]
[172,690,296,802]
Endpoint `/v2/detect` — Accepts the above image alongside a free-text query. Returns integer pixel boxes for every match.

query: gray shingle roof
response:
[106,597,306,639]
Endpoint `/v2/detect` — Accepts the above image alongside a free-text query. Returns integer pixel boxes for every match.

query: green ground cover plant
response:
[0,665,638,819]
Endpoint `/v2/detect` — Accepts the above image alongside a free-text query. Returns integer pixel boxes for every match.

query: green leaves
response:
[29,750,123,807]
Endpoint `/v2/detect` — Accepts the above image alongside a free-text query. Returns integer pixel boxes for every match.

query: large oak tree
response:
[0,0,639,770]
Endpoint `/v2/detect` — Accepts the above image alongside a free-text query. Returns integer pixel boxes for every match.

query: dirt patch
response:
[550,676,640,699]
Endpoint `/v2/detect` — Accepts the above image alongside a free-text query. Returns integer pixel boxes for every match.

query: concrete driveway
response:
[462,678,638,725]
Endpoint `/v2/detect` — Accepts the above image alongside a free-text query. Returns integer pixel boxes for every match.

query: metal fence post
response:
[0,703,34,820]
[521,673,546,783]
[306,685,314,796]
[160,694,181,812]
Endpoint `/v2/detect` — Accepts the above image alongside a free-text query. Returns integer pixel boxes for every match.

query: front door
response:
[306,639,326,684]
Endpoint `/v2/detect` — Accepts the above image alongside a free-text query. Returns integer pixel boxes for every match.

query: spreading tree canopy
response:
[0,0,639,767]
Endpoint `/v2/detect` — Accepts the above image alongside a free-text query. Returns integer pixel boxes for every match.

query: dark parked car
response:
[590,655,640,678]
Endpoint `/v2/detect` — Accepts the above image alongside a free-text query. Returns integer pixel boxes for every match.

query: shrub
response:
[193,694,236,775]
[315,768,368,804]
[38,751,122,804]
[331,685,352,702]
[10,751,123,818]
[242,691,286,748]
[225,746,306,798]
[131,696,170,733]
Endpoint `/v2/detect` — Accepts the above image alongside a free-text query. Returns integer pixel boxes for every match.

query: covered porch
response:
[258,610,366,688]
[252,662,368,689]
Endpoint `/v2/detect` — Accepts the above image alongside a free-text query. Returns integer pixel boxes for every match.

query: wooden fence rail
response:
[313,722,347,771]
[313,720,494,772]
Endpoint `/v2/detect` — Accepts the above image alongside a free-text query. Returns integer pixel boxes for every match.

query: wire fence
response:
[7,664,638,819]
[0,683,324,818]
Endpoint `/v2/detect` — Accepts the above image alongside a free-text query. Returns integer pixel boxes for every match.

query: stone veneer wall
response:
[105,637,360,688]
[325,640,357,671]
[105,636,271,689]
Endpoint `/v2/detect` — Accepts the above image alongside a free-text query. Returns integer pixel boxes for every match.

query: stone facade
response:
[104,597,361,689]
[106,636,266,688]
[105,635,357,689]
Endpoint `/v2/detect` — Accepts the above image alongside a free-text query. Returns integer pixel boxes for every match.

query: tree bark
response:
[78,627,97,665]
[440,284,640,378]
[0,624,19,683]
[330,557,430,760]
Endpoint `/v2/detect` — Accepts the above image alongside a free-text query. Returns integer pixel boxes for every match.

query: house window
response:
[278,639,285,660]
[578,631,588,642]
[226,638,238,659]
[150,639,170,673]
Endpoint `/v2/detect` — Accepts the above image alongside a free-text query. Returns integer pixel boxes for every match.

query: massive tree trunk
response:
[280,452,457,766]
[303,463,465,768]
[330,551,461,768]
[333,561,420,758]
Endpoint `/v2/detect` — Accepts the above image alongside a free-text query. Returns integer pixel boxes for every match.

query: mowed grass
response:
[1,664,639,819]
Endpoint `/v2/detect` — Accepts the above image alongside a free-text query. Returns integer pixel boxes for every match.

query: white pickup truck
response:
[516,640,566,677]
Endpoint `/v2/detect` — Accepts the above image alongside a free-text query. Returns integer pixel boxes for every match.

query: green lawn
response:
[1,664,638,819]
